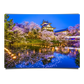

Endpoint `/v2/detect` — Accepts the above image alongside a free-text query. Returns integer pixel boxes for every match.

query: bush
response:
[51,40,60,44]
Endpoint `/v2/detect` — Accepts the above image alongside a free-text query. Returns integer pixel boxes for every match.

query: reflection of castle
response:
[41,20,56,32]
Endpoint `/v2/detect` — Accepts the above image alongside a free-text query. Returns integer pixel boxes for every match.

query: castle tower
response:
[41,20,56,32]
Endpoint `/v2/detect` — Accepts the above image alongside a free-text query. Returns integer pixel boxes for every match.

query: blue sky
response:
[9,14,80,31]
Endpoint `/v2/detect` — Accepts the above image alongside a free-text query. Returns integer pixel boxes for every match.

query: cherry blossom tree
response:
[10,21,42,40]
[12,26,25,34]
[41,30,55,42]
[68,26,76,35]
[25,21,41,39]
[23,21,29,33]
[11,26,26,43]
[28,22,41,31]
[67,24,80,47]
[56,32,67,41]
[68,24,80,36]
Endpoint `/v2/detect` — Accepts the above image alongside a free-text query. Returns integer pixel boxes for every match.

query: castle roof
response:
[41,20,50,25]
[42,20,49,23]
[54,28,68,33]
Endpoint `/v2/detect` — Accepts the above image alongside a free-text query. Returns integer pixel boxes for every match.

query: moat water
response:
[5,45,80,68]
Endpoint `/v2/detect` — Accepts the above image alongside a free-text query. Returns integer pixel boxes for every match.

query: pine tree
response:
[4,14,15,45]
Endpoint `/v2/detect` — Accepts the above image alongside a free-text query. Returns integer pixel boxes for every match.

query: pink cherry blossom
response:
[41,30,55,41]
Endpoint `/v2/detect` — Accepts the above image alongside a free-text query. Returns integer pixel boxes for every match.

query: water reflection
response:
[75,52,80,66]
[18,53,20,56]
[5,45,80,68]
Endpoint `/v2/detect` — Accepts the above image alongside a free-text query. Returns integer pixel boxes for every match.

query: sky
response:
[8,14,80,31]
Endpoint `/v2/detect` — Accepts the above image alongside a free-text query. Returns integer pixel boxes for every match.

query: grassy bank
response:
[5,39,51,47]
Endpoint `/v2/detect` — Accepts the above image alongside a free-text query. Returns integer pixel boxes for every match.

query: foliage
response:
[75,52,80,67]
[4,14,26,45]
[27,31,33,39]
[51,40,60,44]
[4,14,15,45]
[4,14,9,20]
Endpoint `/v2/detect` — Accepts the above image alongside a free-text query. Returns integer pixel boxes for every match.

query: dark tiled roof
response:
[54,28,68,33]
[42,24,48,27]
[43,20,49,23]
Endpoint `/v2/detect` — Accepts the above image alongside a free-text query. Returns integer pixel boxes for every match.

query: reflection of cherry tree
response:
[5,46,54,68]
[73,41,80,47]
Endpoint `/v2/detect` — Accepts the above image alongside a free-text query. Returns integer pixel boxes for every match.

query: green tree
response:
[32,29,38,39]
[4,14,15,45]
[4,14,9,23]
[75,53,80,67]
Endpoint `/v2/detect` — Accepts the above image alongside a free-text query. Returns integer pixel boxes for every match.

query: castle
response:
[41,20,56,32]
